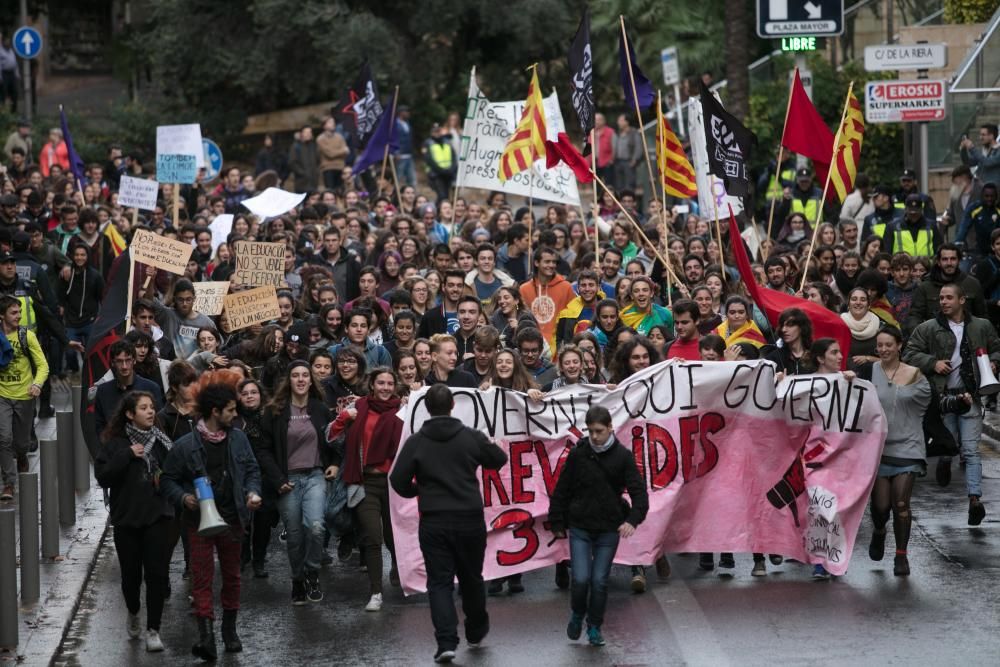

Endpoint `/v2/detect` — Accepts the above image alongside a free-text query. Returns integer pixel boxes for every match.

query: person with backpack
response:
[0,294,49,500]
[547,405,648,648]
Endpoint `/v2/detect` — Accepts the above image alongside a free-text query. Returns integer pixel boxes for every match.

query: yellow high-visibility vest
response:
[894,226,933,257]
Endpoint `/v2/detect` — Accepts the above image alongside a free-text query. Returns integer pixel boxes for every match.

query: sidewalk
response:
[2,381,108,666]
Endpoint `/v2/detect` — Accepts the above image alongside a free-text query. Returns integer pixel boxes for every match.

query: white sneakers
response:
[127,614,141,639]
[365,593,383,612]
[145,629,164,652]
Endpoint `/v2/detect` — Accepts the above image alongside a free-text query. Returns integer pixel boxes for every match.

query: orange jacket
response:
[519,274,576,356]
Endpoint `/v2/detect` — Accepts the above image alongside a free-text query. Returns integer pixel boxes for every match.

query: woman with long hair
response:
[551,345,586,390]
[610,220,638,263]
[317,304,344,348]
[402,277,431,318]
[765,308,815,378]
[376,250,403,296]
[714,295,766,349]
[234,378,278,579]
[258,361,338,605]
[483,348,539,394]
[691,285,722,335]
[394,350,423,393]
[589,299,624,351]
[413,339,433,379]
[95,391,174,652]
[125,330,170,394]
[489,286,537,349]
[328,367,404,611]
[866,326,930,576]
[187,327,229,373]
[834,250,863,297]
[321,346,367,415]
[841,287,881,370]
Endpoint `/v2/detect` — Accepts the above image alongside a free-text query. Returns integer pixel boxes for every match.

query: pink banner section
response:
[390,360,887,594]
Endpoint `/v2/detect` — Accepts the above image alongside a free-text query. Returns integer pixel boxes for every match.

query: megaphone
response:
[976,348,1000,396]
[194,476,230,537]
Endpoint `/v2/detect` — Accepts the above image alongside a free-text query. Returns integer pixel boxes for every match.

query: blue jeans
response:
[277,469,327,580]
[64,324,91,373]
[942,409,983,497]
[569,528,620,628]
[396,156,415,186]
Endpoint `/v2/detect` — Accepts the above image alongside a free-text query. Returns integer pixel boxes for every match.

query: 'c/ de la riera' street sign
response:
[757,0,844,38]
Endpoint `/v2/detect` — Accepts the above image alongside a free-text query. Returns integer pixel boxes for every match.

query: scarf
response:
[196,418,227,443]
[714,320,767,348]
[841,311,880,340]
[125,422,173,472]
[590,433,617,454]
[620,303,670,336]
[342,396,403,484]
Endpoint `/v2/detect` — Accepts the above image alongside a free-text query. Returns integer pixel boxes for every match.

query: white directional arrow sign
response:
[804,1,822,19]
[12,26,42,59]
[757,0,843,38]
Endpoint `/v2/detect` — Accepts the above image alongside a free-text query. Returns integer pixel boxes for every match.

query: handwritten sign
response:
[193,281,230,316]
[117,175,159,210]
[222,286,279,331]
[231,240,285,287]
[156,124,204,168]
[458,71,581,207]
[156,154,198,184]
[130,228,193,275]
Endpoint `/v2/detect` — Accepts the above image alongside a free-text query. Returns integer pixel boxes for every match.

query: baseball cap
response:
[0,194,17,207]
[287,322,310,344]
[900,168,917,180]
[873,184,893,196]
[0,250,14,263]
[796,167,811,179]
[905,194,923,209]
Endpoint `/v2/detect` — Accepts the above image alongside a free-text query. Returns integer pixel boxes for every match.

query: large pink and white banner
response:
[389,360,887,594]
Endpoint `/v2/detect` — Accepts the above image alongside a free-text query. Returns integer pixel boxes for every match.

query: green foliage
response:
[943,0,999,23]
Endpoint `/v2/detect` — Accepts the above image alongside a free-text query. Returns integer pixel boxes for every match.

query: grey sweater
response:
[872,363,931,464]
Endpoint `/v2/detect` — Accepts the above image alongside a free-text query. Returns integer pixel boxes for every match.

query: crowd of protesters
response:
[0,113,998,661]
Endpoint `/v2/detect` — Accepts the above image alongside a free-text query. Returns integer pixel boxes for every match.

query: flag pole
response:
[388,154,402,208]
[764,70,797,261]
[657,90,672,306]
[591,170,681,286]
[590,128,599,263]
[378,86,400,195]
[124,253,135,333]
[800,81,854,293]
[710,177,726,277]
[619,16,660,211]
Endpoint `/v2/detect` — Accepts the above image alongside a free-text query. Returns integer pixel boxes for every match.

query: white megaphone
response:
[194,476,229,536]
[976,348,1000,396]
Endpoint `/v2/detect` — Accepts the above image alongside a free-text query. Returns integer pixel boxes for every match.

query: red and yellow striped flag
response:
[656,101,697,198]
[498,67,547,183]
[104,222,127,256]
[830,92,865,202]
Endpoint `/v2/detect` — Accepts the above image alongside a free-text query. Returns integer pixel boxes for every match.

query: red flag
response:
[544,132,595,183]
[727,207,851,369]
[781,70,835,188]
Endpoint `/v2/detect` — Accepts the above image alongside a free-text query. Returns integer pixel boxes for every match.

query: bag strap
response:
[18,327,36,379]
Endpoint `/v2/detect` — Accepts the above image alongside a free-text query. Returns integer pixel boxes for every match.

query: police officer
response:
[894,168,937,222]
[861,184,899,241]
[886,195,944,259]
[956,183,1000,258]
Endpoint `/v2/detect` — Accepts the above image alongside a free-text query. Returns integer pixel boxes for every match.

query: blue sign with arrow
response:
[13,26,42,59]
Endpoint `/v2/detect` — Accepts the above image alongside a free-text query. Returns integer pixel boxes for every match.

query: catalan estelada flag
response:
[656,99,696,198]
[498,67,547,183]
[830,90,865,202]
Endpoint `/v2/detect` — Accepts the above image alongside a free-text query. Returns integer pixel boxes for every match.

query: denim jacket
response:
[161,427,262,530]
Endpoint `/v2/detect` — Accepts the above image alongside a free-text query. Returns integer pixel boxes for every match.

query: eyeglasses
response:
[337,358,358,365]
[175,296,195,304]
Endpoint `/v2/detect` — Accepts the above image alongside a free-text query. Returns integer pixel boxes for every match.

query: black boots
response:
[191,617,217,662]
[221,609,243,653]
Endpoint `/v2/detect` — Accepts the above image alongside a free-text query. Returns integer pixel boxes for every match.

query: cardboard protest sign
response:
[241,187,306,219]
[222,286,279,331]
[129,228,193,275]
[117,175,159,210]
[193,281,230,316]
[231,240,285,286]
[391,360,887,594]
[458,70,581,207]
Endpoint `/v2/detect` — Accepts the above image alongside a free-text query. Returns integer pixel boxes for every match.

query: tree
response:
[724,0,750,120]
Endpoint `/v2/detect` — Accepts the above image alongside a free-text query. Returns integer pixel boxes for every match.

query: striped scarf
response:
[125,422,173,472]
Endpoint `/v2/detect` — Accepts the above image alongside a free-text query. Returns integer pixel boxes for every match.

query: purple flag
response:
[59,106,87,188]
[352,100,399,175]
[618,29,654,110]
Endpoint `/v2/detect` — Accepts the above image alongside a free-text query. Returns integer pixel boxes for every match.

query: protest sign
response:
[155,154,198,184]
[117,175,159,210]
[222,286,279,331]
[458,69,581,208]
[129,228,193,275]
[210,214,233,255]
[193,281,230,316]
[390,360,886,594]
[231,240,285,286]
[241,187,306,219]
[155,124,204,169]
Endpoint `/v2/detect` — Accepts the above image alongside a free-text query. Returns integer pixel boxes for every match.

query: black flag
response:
[345,61,384,145]
[699,86,757,197]
[568,9,594,137]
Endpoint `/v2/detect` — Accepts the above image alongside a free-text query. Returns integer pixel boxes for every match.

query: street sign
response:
[864,80,946,123]
[863,43,947,72]
[781,36,818,51]
[757,0,844,38]
[661,47,680,86]
[12,26,42,59]
[202,138,223,182]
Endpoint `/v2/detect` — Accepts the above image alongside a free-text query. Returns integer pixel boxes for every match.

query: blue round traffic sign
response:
[12,27,42,59]
[202,138,223,182]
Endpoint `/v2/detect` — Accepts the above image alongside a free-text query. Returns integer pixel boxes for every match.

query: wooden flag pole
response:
[379,86,400,195]
[124,254,135,332]
[592,171,681,286]
[388,154,402,209]
[657,90,672,307]
[800,81,854,293]
[131,207,138,233]
[590,128,599,263]
[764,70,798,261]
[619,16,660,211]
[172,185,180,229]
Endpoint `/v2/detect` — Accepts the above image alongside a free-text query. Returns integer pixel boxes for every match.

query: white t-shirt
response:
[947,319,964,389]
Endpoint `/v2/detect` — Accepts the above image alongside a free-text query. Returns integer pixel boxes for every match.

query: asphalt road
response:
[54,448,1000,666]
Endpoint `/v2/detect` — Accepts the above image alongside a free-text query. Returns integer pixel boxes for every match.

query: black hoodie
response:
[390,416,507,515]
[58,263,105,327]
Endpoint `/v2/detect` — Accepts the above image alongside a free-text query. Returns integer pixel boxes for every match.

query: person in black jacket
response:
[390,384,508,664]
[548,406,648,649]
[257,360,338,606]
[94,390,174,653]
[234,378,277,579]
